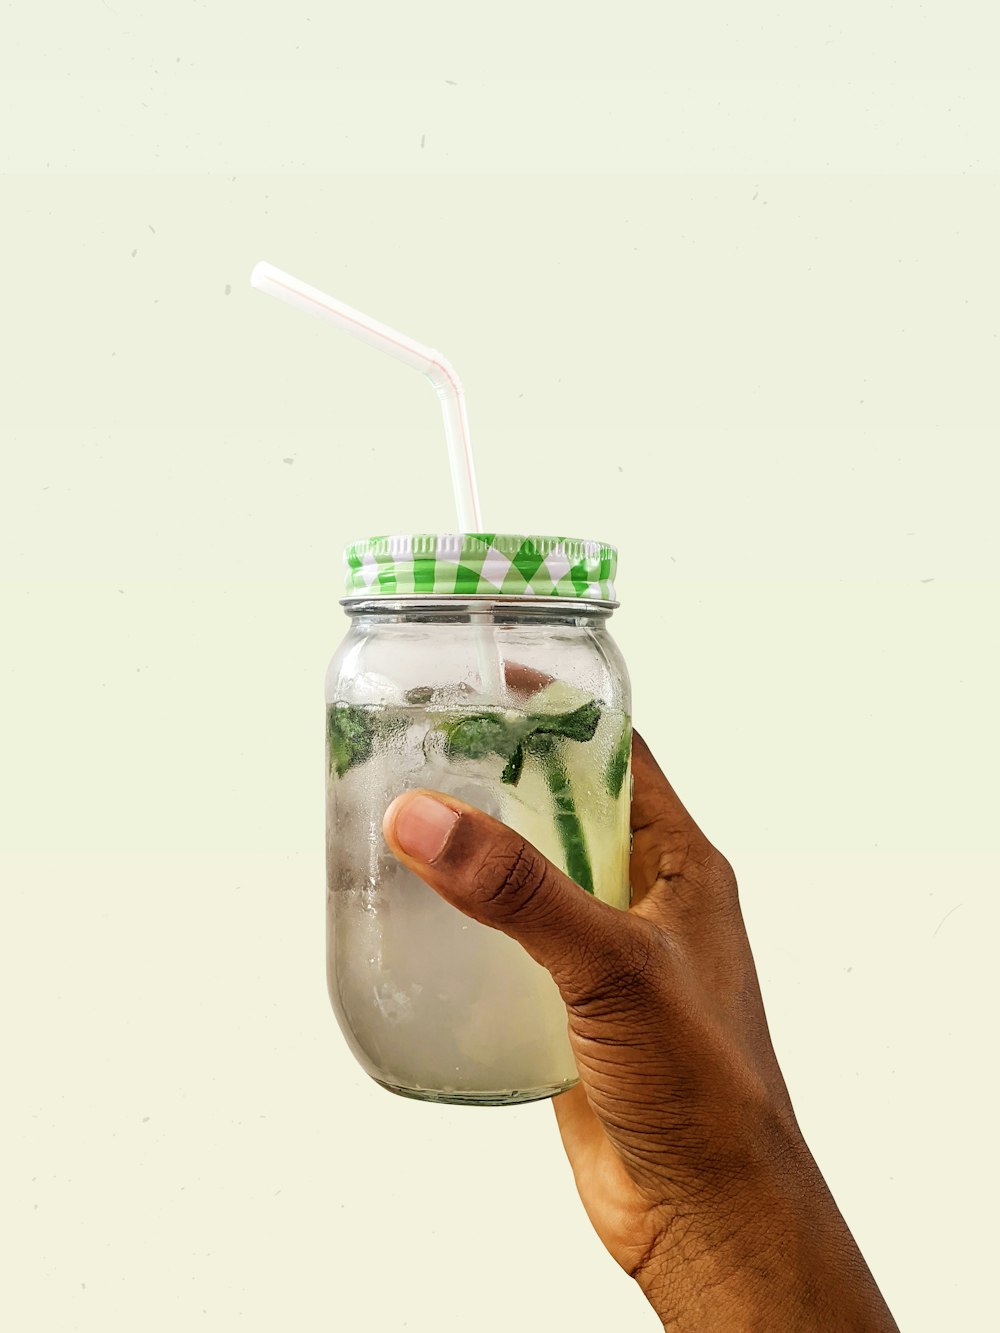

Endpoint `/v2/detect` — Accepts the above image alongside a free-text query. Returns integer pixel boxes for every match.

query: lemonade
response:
[326,692,631,1104]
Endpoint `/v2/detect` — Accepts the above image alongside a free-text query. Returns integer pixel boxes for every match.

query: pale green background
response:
[2,3,998,1329]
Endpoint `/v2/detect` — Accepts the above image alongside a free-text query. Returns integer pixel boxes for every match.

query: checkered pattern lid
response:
[344,534,618,602]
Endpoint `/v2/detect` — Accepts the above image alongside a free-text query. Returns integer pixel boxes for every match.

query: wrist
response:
[632,1133,898,1331]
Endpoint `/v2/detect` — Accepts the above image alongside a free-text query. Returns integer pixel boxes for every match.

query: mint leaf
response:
[439,700,603,768]
[327,704,376,778]
[530,699,602,743]
[500,743,525,786]
[441,713,519,763]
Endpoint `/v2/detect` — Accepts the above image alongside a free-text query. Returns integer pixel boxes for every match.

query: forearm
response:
[635,1140,899,1331]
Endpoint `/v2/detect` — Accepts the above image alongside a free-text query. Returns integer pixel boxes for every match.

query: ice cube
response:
[338,671,404,707]
[416,756,504,820]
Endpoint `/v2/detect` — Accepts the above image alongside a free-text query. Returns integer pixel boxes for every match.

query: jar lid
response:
[343,534,618,602]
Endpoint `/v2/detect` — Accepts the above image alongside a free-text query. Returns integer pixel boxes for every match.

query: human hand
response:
[382,733,898,1331]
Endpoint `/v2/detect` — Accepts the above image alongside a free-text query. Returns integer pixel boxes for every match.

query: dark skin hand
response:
[383,732,899,1331]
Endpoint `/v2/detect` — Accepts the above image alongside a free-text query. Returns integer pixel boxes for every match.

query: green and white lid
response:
[344,534,618,602]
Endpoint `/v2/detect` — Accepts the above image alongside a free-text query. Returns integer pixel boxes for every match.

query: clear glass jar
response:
[325,536,631,1106]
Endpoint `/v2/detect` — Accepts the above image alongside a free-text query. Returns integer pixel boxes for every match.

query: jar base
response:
[373,1076,578,1107]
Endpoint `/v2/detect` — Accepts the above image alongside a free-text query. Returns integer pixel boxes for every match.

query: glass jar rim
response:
[340,594,617,616]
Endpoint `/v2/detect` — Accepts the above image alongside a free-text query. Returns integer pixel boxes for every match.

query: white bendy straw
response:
[250,261,483,531]
[250,259,500,693]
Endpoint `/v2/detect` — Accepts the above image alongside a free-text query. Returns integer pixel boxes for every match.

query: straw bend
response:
[250,260,483,531]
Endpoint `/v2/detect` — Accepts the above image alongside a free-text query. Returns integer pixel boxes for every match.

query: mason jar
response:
[325,533,631,1105]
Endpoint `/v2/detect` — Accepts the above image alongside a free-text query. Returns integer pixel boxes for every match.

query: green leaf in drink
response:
[440,699,603,768]
[530,698,602,744]
[500,742,525,786]
[327,704,377,778]
[441,713,520,764]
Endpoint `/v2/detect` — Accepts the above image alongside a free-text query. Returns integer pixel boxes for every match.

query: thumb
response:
[382,789,646,1011]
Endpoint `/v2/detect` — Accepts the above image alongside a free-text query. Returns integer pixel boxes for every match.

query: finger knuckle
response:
[700,842,736,889]
[471,839,550,919]
[671,838,739,906]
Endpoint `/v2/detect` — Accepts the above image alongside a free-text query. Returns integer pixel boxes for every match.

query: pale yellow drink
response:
[326,696,631,1104]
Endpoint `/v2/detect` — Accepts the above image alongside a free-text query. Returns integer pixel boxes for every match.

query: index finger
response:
[629,730,713,906]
